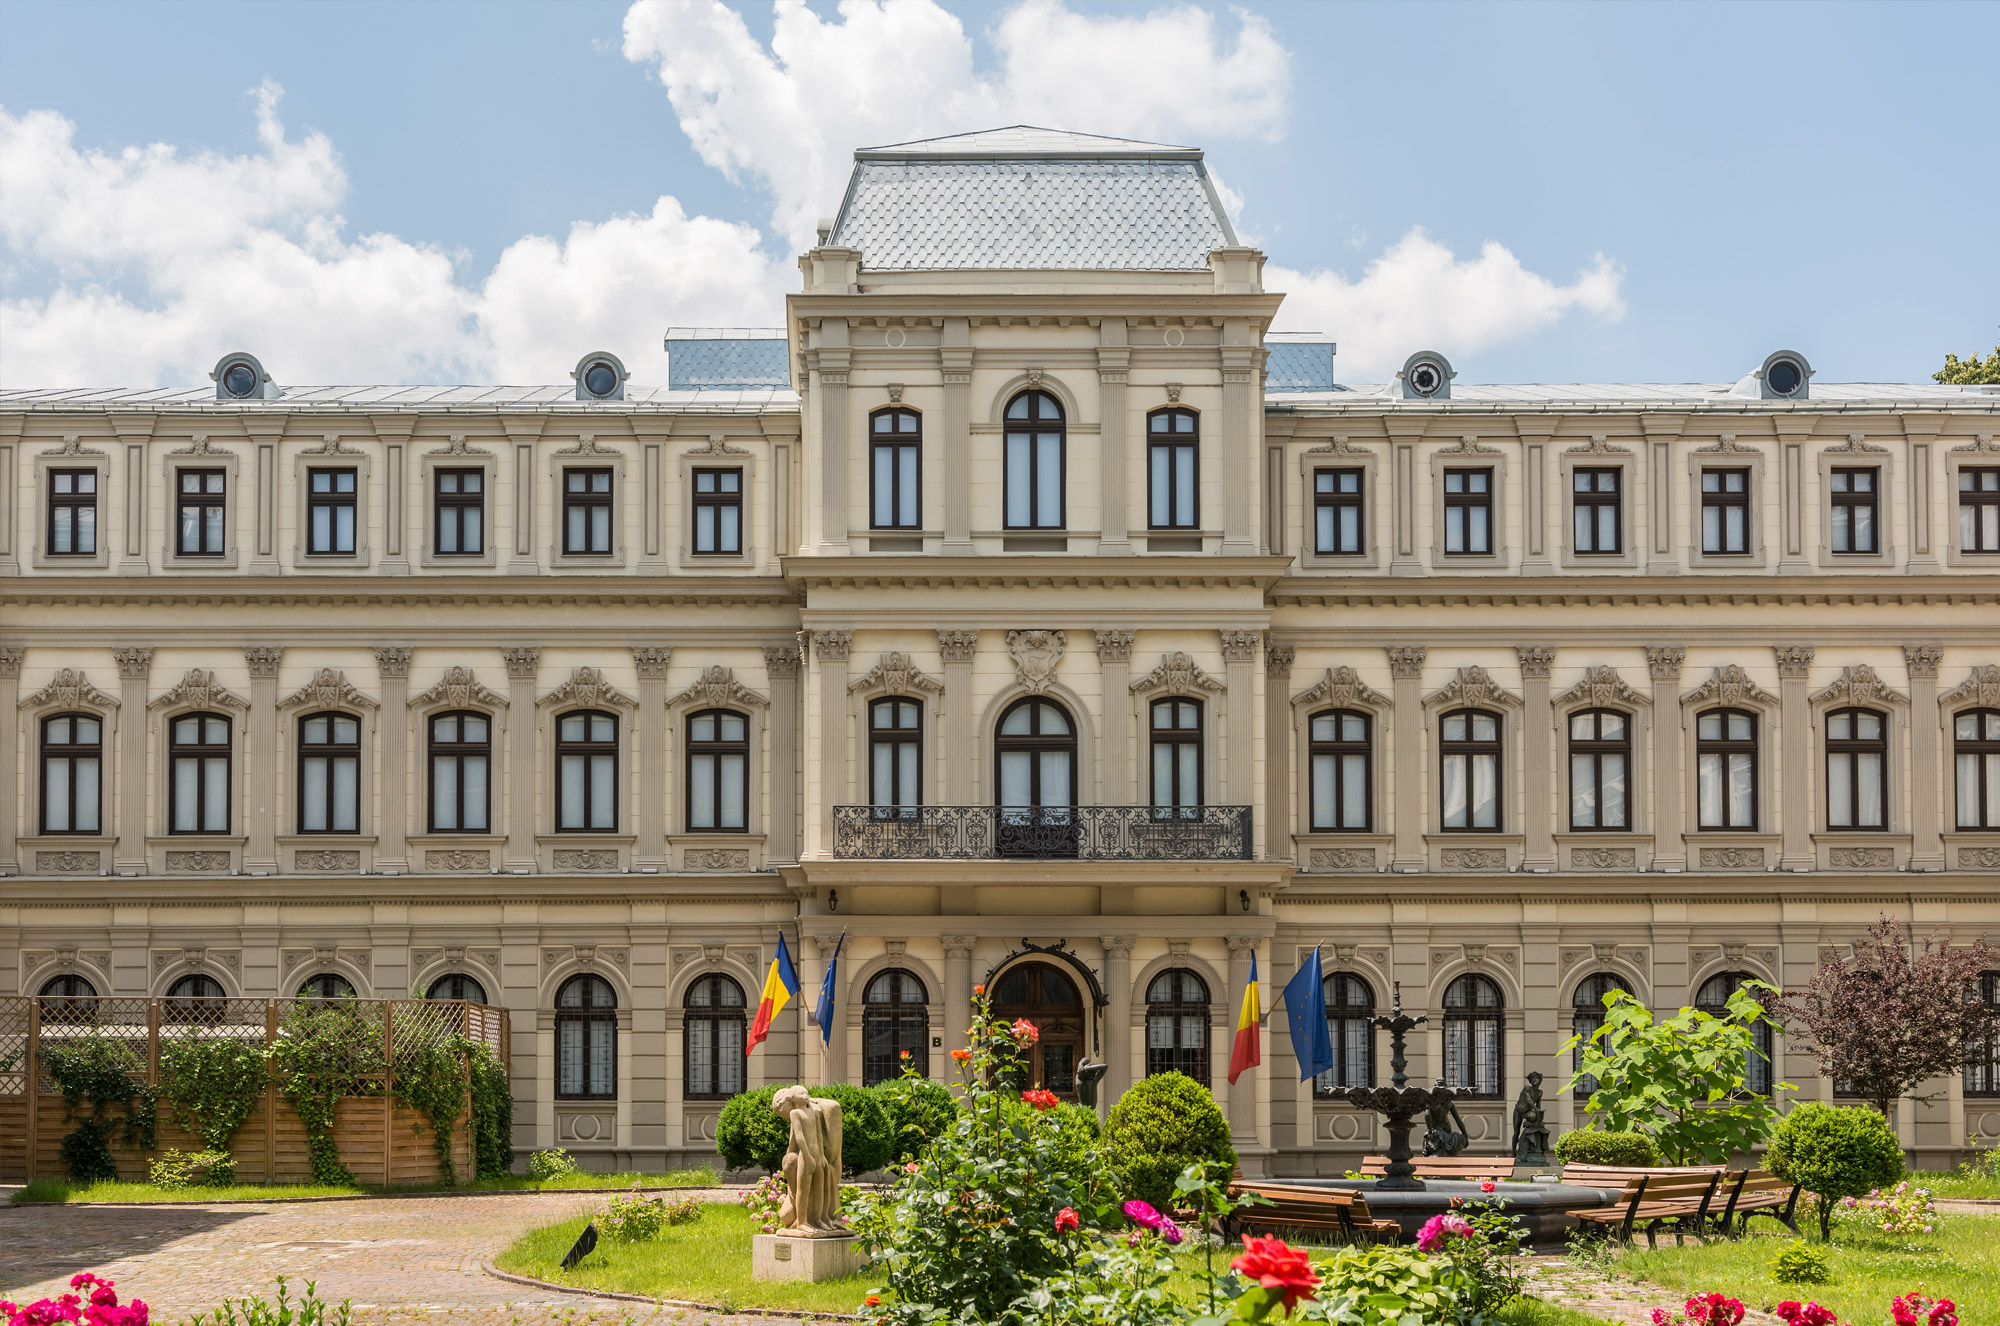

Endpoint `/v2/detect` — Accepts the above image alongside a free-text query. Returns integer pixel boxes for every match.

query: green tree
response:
[1767,1102,1905,1240]
[1559,984,1787,1164]
[1934,330,2000,384]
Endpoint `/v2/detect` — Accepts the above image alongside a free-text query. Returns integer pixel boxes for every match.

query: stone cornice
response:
[0,575,800,609]
[1269,573,1999,609]
[783,554,1291,593]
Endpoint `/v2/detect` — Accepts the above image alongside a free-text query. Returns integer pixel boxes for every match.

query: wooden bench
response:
[1710,1168,1804,1237]
[1227,1180,1402,1246]
[1358,1155,1516,1182]
[1566,1167,1725,1248]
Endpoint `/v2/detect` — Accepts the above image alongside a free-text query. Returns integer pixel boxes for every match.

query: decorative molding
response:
[1829,847,1894,869]
[1825,434,1888,454]
[44,435,106,456]
[1774,645,1816,680]
[1695,433,1757,454]
[1308,847,1376,872]
[1515,646,1557,679]
[1440,848,1506,870]
[936,630,980,664]
[1698,847,1764,870]
[812,630,853,663]
[630,647,674,679]
[242,647,284,679]
[669,664,768,710]
[0,647,22,679]
[1304,436,1371,456]
[1956,847,2000,870]
[761,644,801,679]
[1559,947,1592,976]
[553,848,619,871]
[1553,665,1651,711]
[373,647,412,679]
[428,434,490,456]
[542,947,571,974]
[1385,646,1427,680]
[556,434,613,455]
[36,850,101,873]
[426,849,491,871]
[1439,435,1500,454]
[1092,630,1133,664]
[501,647,541,680]
[169,435,224,455]
[148,669,247,712]
[279,668,379,712]
[685,848,750,870]
[848,651,944,695]
[1681,665,1776,710]
[408,667,507,711]
[113,647,154,680]
[1006,629,1066,694]
[1570,846,1637,871]
[1291,666,1389,712]
[295,850,360,872]
[1130,650,1223,696]
[1949,433,2000,454]
[1424,665,1522,710]
[1226,935,1260,958]
[20,668,119,712]
[1429,947,1457,975]
[1264,644,1295,679]
[942,935,978,957]
[1645,646,1686,682]
[1565,435,1631,456]
[686,434,749,455]
[1809,664,1907,710]
[885,383,904,403]
[302,435,360,455]
[1164,382,1182,403]
[1219,630,1261,664]
[1902,645,1944,680]
[537,666,636,712]
[166,851,230,872]
[1940,665,2000,710]
[1097,935,1135,956]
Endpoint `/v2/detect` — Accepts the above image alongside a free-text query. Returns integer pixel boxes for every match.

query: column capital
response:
[1902,644,1943,680]
[372,647,412,679]
[812,630,853,662]
[1264,644,1295,679]
[1226,935,1261,958]
[243,646,284,679]
[1646,645,1685,681]
[0,646,22,679]
[1099,934,1136,956]
[1386,645,1427,679]
[942,935,977,957]
[1220,630,1261,664]
[1774,645,1815,679]
[936,629,979,663]
[631,646,674,679]
[501,646,541,679]
[1514,646,1556,679]
[1093,630,1134,664]
[761,644,801,678]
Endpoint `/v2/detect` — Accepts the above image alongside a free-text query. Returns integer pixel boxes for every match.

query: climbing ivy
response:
[466,1042,513,1179]
[268,1003,382,1185]
[160,1034,270,1158]
[40,1030,158,1181]
[387,1012,474,1185]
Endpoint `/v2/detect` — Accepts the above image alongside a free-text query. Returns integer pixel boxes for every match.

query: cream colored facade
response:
[5,129,1999,1172]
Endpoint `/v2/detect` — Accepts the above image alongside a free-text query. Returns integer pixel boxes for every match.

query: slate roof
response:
[663,329,791,391]
[0,385,797,413]
[830,125,1235,271]
[1268,382,2000,411]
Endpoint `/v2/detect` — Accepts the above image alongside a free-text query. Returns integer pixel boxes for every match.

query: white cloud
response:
[622,0,1290,250]
[0,86,785,387]
[1269,229,1626,378]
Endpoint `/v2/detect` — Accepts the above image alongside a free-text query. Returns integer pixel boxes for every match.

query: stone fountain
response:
[1332,982,1464,1190]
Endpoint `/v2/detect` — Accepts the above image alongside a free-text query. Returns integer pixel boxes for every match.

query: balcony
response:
[830,805,1253,861]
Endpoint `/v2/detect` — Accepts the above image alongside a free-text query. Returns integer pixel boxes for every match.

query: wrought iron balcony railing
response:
[831,805,1253,861]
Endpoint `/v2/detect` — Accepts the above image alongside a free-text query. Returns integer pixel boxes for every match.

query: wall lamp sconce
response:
[1239,889,1251,912]
[828,889,839,913]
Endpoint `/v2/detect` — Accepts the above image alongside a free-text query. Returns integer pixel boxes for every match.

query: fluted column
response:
[763,644,801,864]
[1264,645,1294,862]
[374,648,411,872]
[1647,647,1686,870]
[243,647,282,872]
[1094,632,1134,804]
[937,631,978,804]
[1098,934,1135,1112]
[1776,645,1815,870]
[0,648,20,874]
[940,321,973,556]
[502,647,540,871]
[812,631,852,859]
[1221,631,1259,810]
[1387,646,1427,871]
[1905,645,1944,870]
[113,648,152,872]
[1517,646,1556,871]
[632,647,672,870]
[942,935,976,1092]
[1097,321,1131,555]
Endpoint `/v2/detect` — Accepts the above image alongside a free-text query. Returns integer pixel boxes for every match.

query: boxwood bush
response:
[1104,1071,1237,1209]
[1553,1129,1659,1167]
[1768,1102,1906,1239]
[874,1074,958,1163]
[715,1082,895,1175]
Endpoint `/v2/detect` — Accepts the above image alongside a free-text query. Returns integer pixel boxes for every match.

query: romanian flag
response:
[746,933,800,1056]
[1227,948,1262,1085]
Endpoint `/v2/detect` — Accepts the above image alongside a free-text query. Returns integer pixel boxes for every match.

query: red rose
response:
[1230,1234,1320,1315]
[1055,1207,1080,1233]
[1022,1088,1059,1110]
[973,984,985,996]
[864,1295,880,1307]
[1010,1018,1040,1045]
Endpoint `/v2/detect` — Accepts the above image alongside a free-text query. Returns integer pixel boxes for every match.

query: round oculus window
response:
[1408,361,1444,396]
[221,363,258,397]
[583,362,618,397]
[1766,358,1803,396]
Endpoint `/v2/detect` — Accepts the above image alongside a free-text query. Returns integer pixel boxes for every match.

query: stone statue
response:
[1511,1070,1550,1166]
[1420,1078,1470,1157]
[1076,1058,1110,1109]
[773,1085,845,1236]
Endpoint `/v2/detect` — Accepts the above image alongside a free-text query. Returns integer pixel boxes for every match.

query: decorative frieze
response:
[1698,847,1764,870]
[553,849,620,871]
[1940,665,2000,710]
[1425,666,1520,710]
[425,849,491,871]
[1440,848,1506,870]
[1682,665,1774,710]
[1006,630,1065,693]
[36,850,101,873]
[166,851,231,872]
[1308,847,1375,872]
[1809,665,1906,709]
[1569,846,1636,871]
[684,848,750,870]
[1958,847,2000,871]
[1829,847,1894,870]
[295,850,360,872]
[1130,651,1222,696]
[848,652,943,695]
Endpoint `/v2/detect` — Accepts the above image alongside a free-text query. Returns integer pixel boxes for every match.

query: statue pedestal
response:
[752,1233,867,1282]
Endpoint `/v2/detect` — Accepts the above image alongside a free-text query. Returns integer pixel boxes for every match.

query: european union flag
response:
[814,930,846,1046]
[1282,944,1334,1082]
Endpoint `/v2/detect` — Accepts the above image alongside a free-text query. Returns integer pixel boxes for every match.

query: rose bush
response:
[4,1274,148,1326]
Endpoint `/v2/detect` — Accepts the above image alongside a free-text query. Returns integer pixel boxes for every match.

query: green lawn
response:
[1911,1167,2000,1200]
[1615,1215,1998,1326]
[10,1167,716,1205]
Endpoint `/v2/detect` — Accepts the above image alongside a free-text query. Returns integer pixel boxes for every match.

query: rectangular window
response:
[48,469,99,556]
[434,469,485,555]
[1829,468,1878,554]
[1440,709,1501,830]
[169,713,231,834]
[1826,709,1886,829]
[1962,467,2000,553]
[175,470,227,556]
[1568,710,1630,830]
[687,710,749,831]
[1147,409,1200,529]
[1696,709,1758,830]
[41,714,103,834]
[870,409,921,529]
[1701,468,1750,554]
[1572,467,1621,554]
[428,712,490,833]
[1309,710,1370,831]
[298,713,360,833]
[563,468,613,555]
[1314,469,1364,555]
[306,468,357,555]
[1442,469,1492,555]
[692,468,742,555]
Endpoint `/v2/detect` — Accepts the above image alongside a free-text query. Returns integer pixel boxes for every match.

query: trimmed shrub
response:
[1104,1071,1237,1209]
[716,1082,894,1175]
[1770,1240,1831,1285]
[1768,1102,1905,1240]
[525,1147,577,1182]
[1553,1129,1659,1167]
[872,1075,957,1163]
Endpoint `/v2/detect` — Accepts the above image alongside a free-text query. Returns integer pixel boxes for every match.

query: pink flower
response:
[1416,1212,1473,1252]
[1054,1207,1080,1233]
[1159,1217,1184,1245]
[1009,1018,1040,1046]
[1480,1180,1496,1193]
[1124,1198,1165,1228]
[904,1162,919,1173]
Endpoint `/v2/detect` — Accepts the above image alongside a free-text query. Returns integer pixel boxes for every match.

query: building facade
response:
[4,128,1999,1172]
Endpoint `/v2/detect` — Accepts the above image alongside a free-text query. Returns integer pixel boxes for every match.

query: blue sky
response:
[2,0,1994,387]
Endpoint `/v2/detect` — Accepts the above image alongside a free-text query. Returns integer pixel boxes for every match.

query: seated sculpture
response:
[1420,1077,1470,1157]
[773,1085,846,1237]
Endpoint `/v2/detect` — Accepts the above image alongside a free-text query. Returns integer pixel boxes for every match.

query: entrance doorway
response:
[990,961,1086,1098]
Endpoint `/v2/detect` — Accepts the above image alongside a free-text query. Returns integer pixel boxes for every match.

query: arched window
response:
[169,712,231,834]
[870,698,922,811]
[1570,972,1631,1098]
[297,973,358,999]
[1568,709,1630,831]
[1150,698,1203,812]
[1955,710,2000,830]
[557,974,618,1100]
[428,711,491,833]
[166,974,226,1019]
[862,969,930,1086]
[38,973,97,1022]
[686,709,748,832]
[1442,973,1503,1098]
[1696,708,1757,830]
[1696,971,1772,1094]
[1966,971,2000,1098]
[427,973,488,1004]
[990,962,1083,1097]
[1826,708,1887,830]
[1145,968,1210,1085]
[1314,972,1375,1096]
[41,713,103,835]
[1309,710,1370,832]
[1440,709,1501,831]
[870,407,922,530]
[557,710,618,832]
[298,712,361,834]
[1003,390,1065,530]
[1147,408,1199,530]
[683,974,744,1099]
[996,698,1078,857]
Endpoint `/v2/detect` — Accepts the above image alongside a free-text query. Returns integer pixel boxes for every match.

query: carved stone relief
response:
[1006,630,1066,693]
[1570,846,1637,871]
[553,849,619,871]
[1309,847,1376,872]
[166,851,230,872]
[1440,848,1506,870]
[1292,667,1389,712]
[408,667,506,711]
[21,669,119,712]
[1130,651,1222,696]
[684,849,751,870]
[1828,847,1894,870]
[36,850,101,873]
[295,850,361,872]
[279,668,378,712]
[425,849,491,871]
[1554,666,1650,711]
[539,667,636,711]
[1699,847,1764,869]
[671,665,767,710]
[848,652,943,695]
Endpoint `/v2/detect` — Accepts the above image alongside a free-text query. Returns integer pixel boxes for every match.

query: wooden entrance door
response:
[990,961,1086,1098]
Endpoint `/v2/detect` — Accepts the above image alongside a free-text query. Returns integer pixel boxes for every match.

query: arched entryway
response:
[990,961,1086,1098]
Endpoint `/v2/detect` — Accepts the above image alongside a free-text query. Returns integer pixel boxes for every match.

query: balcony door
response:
[990,962,1085,1100]
[995,697,1077,858]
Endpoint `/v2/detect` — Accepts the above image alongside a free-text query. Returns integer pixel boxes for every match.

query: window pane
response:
[1006,435,1029,526]
[433,757,458,830]
[1857,752,1882,828]
[1829,755,1853,828]
[463,755,488,831]
[1574,504,1591,550]
[304,759,328,832]
[999,751,1030,806]
[1598,505,1616,549]
[690,756,715,827]
[1602,753,1626,828]
[1316,506,1334,552]
[1698,753,1722,827]
[1341,753,1366,828]
[1469,505,1488,552]
[1442,755,1467,827]
[898,742,918,806]
[1175,446,1195,526]
[1571,753,1596,827]
[559,1020,583,1095]
[47,757,73,830]
[591,506,610,550]
[1040,749,1070,805]
[873,743,892,804]
[312,505,331,551]
[898,449,918,525]
[1312,753,1335,828]
[1036,435,1061,526]
[1728,752,1754,826]
[591,755,615,829]
[203,757,228,831]
[590,1021,614,1096]
[720,752,746,828]
[1150,448,1169,526]
[561,755,585,828]
[332,757,358,832]
[1471,753,1497,827]
[720,505,739,552]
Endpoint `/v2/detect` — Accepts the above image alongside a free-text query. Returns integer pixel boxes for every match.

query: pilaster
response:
[1226,935,1263,1171]
[0,647,20,873]
[1219,322,1256,555]
[812,631,852,856]
[503,647,540,871]
[1093,631,1134,803]
[1387,646,1427,870]
[1221,631,1259,808]
[939,320,973,555]
[818,321,851,552]
[1098,935,1135,1111]
[1775,645,1814,869]
[762,644,801,865]
[632,647,673,870]
[1097,320,1131,554]
[942,935,976,1090]
[1263,645,1294,862]
[937,631,978,804]
[242,646,283,872]
[1904,645,1944,870]
[113,648,152,872]
[1517,646,1556,870]
[1647,647,1686,869]
[373,648,411,872]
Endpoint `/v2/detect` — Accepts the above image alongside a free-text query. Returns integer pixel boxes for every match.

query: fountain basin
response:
[1297,1178,1620,1244]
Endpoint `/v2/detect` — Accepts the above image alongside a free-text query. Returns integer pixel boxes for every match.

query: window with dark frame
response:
[862,969,929,1086]
[1149,698,1203,813]
[1962,467,2000,552]
[427,972,488,1004]
[1701,468,1751,553]
[298,973,358,999]
[556,710,618,832]
[1696,708,1758,830]
[1314,468,1364,555]
[870,408,921,530]
[1147,408,1200,530]
[556,973,618,1100]
[1308,709,1370,831]
[869,697,922,811]
[692,468,742,554]
[297,711,360,834]
[427,710,491,833]
[38,973,98,1022]
[1967,971,2000,1098]
[1144,968,1209,1085]
[1696,972,1772,1093]
[176,469,227,556]
[1440,708,1501,831]
[995,698,1076,812]
[1568,709,1631,831]
[1570,972,1631,1098]
[1442,973,1504,1098]
[1442,468,1493,554]
[1826,708,1887,830]
[164,974,226,1019]
[41,713,102,835]
[683,973,744,1099]
[1829,467,1878,554]
[1003,390,1066,529]
[48,469,98,556]
[1956,709,2000,830]
[306,468,357,555]
[686,709,748,831]
[562,468,613,554]
[169,712,231,834]
[434,469,485,555]
[1572,467,1621,554]
[1313,972,1374,1097]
